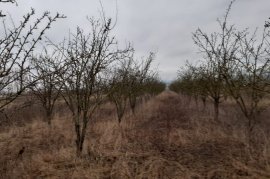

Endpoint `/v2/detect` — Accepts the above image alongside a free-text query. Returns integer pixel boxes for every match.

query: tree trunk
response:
[116,100,126,123]
[74,115,88,157]
[45,110,52,126]
[247,114,256,134]
[76,139,84,157]
[214,98,219,121]
[117,109,124,123]
[129,96,136,114]
[201,97,206,110]
[246,115,257,146]
[75,122,83,157]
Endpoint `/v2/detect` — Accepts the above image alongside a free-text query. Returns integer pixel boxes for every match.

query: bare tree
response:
[128,53,155,114]
[108,58,133,123]
[192,1,240,120]
[56,16,132,156]
[223,28,270,132]
[29,50,65,125]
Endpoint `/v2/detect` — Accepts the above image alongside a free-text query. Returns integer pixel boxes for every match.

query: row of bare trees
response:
[0,1,166,156]
[29,21,165,155]
[170,1,270,132]
[108,52,165,123]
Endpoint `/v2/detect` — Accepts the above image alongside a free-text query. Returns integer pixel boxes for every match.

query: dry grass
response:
[0,91,270,178]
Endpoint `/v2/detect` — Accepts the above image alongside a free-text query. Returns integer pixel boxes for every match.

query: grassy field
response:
[0,91,270,178]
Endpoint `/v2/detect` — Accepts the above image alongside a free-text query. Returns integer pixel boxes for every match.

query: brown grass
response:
[0,91,270,178]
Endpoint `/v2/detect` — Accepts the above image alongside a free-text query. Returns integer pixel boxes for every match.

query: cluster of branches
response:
[0,2,64,111]
[170,1,270,132]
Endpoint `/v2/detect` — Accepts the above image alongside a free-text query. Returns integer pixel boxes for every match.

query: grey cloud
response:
[2,0,270,82]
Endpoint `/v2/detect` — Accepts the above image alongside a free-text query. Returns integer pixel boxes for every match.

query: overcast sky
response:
[1,0,270,82]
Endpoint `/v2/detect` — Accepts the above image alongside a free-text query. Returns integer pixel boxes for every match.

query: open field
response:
[1,0,270,178]
[0,91,270,178]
